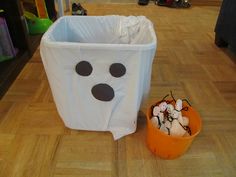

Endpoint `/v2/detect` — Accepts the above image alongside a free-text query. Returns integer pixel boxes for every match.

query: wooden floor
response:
[1,3,236,177]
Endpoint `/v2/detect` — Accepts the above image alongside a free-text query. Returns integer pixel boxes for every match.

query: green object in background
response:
[24,11,53,35]
[0,9,4,13]
[0,55,12,62]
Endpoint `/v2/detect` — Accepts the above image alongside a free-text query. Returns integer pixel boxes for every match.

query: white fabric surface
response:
[40,15,157,140]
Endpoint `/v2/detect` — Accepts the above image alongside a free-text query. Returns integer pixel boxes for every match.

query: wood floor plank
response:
[0,135,60,177]
[0,102,14,124]
[0,134,15,162]
[183,81,227,107]
[54,134,116,177]
[2,80,42,102]
[15,103,65,135]
[214,81,236,108]
[203,65,236,82]
[0,103,28,134]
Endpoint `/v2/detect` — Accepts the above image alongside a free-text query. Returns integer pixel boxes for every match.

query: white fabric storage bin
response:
[40,15,157,140]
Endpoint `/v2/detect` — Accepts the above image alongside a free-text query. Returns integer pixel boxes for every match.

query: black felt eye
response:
[109,63,126,78]
[75,61,93,76]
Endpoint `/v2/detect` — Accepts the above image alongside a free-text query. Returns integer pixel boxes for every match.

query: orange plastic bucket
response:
[146,100,202,159]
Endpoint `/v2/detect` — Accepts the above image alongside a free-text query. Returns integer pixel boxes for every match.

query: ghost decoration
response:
[159,102,168,112]
[151,106,164,128]
[153,106,161,116]
[40,15,157,140]
[169,119,187,137]
[175,99,183,111]
[151,116,160,128]
[167,104,174,114]
[182,116,189,126]
[150,96,192,137]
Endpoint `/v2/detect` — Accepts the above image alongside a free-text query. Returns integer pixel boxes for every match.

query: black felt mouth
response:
[91,83,114,102]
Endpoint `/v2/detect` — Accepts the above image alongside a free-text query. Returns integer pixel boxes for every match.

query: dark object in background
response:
[138,0,150,5]
[0,16,17,62]
[72,3,87,15]
[156,0,191,8]
[45,0,57,20]
[156,0,173,6]
[215,0,236,54]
